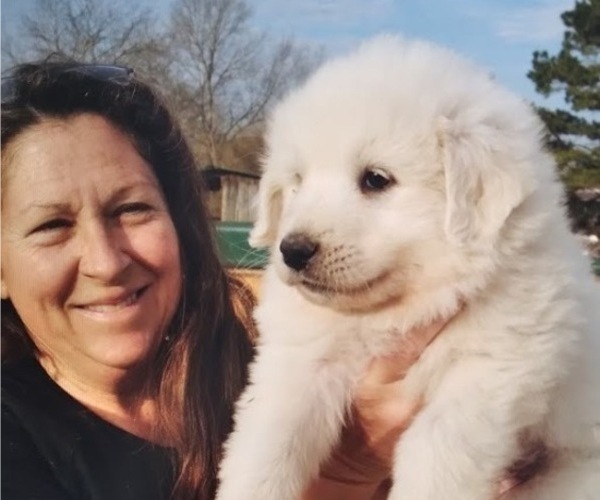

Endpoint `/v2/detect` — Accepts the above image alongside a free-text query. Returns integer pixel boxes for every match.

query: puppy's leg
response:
[216,344,353,500]
[389,359,549,500]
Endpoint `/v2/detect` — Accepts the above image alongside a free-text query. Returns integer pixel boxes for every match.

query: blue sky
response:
[2,0,574,106]
[249,0,574,107]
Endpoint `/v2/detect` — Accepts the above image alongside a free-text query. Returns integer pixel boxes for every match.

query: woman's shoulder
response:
[2,356,79,431]
[3,355,56,394]
[2,357,83,498]
[2,357,65,424]
[1,357,175,500]
[2,355,46,387]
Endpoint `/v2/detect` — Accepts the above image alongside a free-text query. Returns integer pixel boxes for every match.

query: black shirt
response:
[2,357,175,500]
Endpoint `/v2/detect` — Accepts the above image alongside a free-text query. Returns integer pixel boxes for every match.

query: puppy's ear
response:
[437,117,531,245]
[249,174,283,248]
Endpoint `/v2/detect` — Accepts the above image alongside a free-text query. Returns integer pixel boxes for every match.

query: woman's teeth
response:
[84,291,139,312]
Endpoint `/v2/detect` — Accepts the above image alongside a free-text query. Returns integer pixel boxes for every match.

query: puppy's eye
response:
[360,168,394,193]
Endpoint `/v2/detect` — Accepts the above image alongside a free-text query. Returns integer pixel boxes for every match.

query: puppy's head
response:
[251,35,546,313]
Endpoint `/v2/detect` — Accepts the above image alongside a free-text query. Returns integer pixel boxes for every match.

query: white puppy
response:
[217,36,600,500]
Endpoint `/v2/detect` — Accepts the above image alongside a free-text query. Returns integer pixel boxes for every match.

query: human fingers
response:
[350,315,456,459]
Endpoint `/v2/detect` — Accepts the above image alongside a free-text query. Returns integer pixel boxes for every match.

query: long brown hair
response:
[1,60,255,498]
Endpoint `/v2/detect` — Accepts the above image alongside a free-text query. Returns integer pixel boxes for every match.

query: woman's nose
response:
[78,221,131,281]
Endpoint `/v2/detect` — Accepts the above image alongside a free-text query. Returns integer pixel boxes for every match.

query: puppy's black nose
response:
[279,233,319,271]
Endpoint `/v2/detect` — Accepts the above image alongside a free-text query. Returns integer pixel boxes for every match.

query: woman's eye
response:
[32,218,71,233]
[116,202,152,216]
[359,167,394,193]
[114,202,157,224]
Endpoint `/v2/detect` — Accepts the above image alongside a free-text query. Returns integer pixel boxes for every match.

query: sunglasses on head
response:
[1,63,135,104]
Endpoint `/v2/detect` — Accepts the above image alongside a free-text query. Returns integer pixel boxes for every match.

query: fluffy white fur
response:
[216,35,600,500]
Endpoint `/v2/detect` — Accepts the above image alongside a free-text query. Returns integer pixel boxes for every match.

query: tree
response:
[165,0,321,168]
[1,0,168,83]
[528,0,600,188]
[2,0,321,171]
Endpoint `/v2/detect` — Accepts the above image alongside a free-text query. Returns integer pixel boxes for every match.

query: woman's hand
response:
[303,315,454,499]
[303,309,520,500]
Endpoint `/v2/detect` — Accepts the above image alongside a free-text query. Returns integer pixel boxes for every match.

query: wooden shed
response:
[202,167,260,222]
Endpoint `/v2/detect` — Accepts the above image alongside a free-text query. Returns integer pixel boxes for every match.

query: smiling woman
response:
[0,61,255,499]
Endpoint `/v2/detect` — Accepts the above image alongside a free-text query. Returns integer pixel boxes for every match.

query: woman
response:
[1,60,460,499]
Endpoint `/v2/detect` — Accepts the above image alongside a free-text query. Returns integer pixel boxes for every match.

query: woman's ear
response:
[437,116,532,246]
[248,175,283,249]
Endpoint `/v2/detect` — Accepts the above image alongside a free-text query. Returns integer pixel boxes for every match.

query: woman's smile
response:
[72,285,150,317]
[1,113,183,371]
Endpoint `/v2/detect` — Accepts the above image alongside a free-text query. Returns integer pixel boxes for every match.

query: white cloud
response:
[463,0,573,43]
[251,0,399,56]
[495,1,573,42]
[252,0,396,30]
[292,0,395,22]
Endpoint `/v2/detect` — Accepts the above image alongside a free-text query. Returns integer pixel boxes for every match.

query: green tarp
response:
[215,221,269,269]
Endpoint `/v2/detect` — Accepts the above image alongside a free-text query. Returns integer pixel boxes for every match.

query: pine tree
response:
[528,0,600,188]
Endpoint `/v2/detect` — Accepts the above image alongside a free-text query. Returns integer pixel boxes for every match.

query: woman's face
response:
[1,113,182,375]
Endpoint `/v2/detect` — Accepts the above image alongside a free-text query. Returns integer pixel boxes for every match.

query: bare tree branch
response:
[2,0,165,73]
[166,0,322,167]
[1,0,322,172]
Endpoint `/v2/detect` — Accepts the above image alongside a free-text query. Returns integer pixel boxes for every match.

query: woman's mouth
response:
[76,286,148,313]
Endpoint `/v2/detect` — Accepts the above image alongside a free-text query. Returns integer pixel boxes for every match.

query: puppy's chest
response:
[350,315,497,383]
[350,313,476,355]
[327,316,470,370]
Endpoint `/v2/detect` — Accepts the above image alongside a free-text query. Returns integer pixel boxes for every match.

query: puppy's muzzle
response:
[280,233,319,271]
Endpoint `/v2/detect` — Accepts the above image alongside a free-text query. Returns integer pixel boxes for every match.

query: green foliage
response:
[562,166,600,189]
[528,0,600,187]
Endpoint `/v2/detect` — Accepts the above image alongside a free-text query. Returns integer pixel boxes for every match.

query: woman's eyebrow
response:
[18,180,161,216]
[19,202,72,216]
[106,180,162,203]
